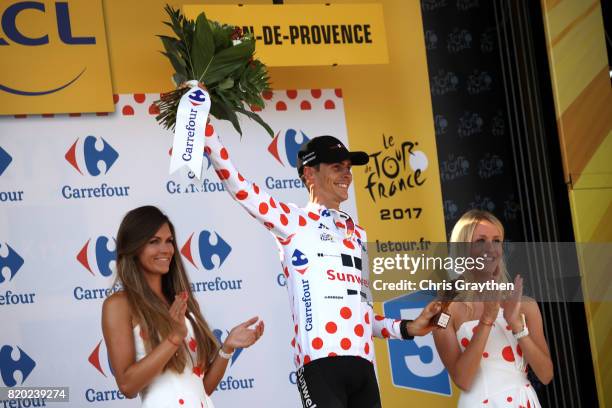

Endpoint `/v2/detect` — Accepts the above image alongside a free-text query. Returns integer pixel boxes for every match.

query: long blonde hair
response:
[449,209,510,310]
[115,206,218,372]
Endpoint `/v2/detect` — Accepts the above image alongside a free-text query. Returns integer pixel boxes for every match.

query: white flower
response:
[232,39,242,46]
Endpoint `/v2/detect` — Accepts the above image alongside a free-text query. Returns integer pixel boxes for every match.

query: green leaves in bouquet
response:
[155,5,273,137]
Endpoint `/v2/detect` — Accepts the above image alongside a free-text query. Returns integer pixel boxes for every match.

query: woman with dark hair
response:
[433,209,553,407]
[102,205,263,407]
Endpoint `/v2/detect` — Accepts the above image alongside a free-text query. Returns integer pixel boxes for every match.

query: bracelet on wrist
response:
[479,319,494,327]
[218,347,234,360]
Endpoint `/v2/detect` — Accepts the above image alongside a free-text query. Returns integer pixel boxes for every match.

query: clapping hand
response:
[169,291,189,342]
[223,317,265,352]
[410,301,442,336]
[502,275,523,332]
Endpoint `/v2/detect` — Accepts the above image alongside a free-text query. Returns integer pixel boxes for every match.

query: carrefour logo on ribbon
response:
[0,345,36,387]
[180,230,231,270]
[65,135,118,176]
[77,236,116,277]
[188,89,207,106]
[383,291,451,396]
[268,129,310,168]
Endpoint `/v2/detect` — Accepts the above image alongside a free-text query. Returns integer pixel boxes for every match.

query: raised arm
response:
[204,124,304,240]
[101,292,188,398]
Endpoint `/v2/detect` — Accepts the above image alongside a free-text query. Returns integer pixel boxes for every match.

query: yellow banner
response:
[0,0,113,115]
[182,4,389,67]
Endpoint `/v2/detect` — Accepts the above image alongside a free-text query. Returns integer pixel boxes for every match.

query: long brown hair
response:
[115,205,218,372]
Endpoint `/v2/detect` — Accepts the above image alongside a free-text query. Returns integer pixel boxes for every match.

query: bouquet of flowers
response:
[154,5,273,137]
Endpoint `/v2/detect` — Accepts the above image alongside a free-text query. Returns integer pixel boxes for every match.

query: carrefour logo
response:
[180,230,231,270]
[86,340,126,403]
[188,89,207,106]
[383,291,451,396]
[61,136,130,200]
[0,242,35,306]
[0,242,24,284]
[213,329,255,392]
[88,340,114,378]
[65,136,118,176]
[76,236,116,277]
[0,345,36,387]
[268,129,310,168]
[0,147,12,175]
[73,236,120,302]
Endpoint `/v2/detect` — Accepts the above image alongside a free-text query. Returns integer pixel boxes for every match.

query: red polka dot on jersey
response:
[381,328,390,338]
[507,397,513,402]
[502,346,515,362]
[205,124,214,137]
[291,338,296,347]
[204,146,211,155]
[298,343,302,353]
[364,313,370,324]
[179,399,184,405]
[269,197,277,208]
[517,344,522,357]
[216,169,230,180]
[134,93,145,103]
[300,100,311,110]
[259,202,269,215]
[483,352,489,358]
[148,103,159,115]
[304,355,311,364]
[308,212,320,221]
[280,214,288,225]
[343,239,355,249]
[324,100,335,109]
[122,105,134,115]
[340,307,352,319]
[284,266,289,278]
[375,315,385,321]
[354,324,364,337]
[280,202,291,213]
[296,355,300,364]
[264,222,274,230]
[236,190,248,200]
[328,352,337,357]
[483,400,488,404]
[299,216,307,226]
[364,343,370,354]
[253,184,260,194]
[287,90,297,99]
[220,148,228,160]
[354,229,361,239]
[340,338,351,350]
[326,321,337,334]
[335,222,345,229]
[294,324,298,334]
[460,338,469,348]
[311,89,322,98]
[238,173,245,182]
[312,337,323,350]
[189,338,197,352]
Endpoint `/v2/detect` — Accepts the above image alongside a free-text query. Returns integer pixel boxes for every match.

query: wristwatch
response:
[512,314,529,340]
[218,347,234,359]
[400,320,414,340]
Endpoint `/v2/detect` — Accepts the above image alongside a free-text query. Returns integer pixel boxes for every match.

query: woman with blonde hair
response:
[102,205,263,407]
[433,209,553,407]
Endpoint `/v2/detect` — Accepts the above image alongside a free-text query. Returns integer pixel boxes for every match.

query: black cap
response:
[297,136,369,176]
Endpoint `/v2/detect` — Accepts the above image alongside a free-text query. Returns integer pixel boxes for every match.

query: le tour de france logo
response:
[0,0,113,114]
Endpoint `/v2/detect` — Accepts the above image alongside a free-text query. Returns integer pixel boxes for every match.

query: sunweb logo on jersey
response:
[0,345,36,387]
[268,129,310,168]
[180,230,231,270]
[383,291,451,396]
[65,135,118,176]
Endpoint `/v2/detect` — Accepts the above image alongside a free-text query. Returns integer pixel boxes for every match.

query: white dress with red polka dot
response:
[134,319,214,408]
[204,127,403,368]
[456,309,541,408]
